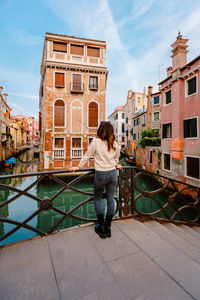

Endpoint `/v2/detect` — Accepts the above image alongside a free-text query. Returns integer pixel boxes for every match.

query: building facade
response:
[159,32,200,186]
[39,33,108,169]
[0,87,13,162]
[108,106,125,150]
[147,86,161,137]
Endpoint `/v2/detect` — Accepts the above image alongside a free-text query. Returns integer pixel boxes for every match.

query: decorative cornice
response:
[45,62,108,74]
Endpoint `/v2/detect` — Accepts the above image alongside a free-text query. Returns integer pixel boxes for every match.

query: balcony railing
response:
[71,149,82,158]
[53,149,65,158]
[71,82,84,93]
[0,167,200,245]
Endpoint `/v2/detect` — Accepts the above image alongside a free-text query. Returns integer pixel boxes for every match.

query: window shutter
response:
[122,123,124,132]
[183,120,187,138]
[55,73,64,87]
[166,90,171,104]
[187,157,199,179]
[89,102,98,127]
[72,74,82,91]
[191,118,197,137]
[163,124,166,138]
[53,42,67,52]
[188,77,196,95]
[71,44,84,55]
[54,100,65,127]
[87,47,100,57]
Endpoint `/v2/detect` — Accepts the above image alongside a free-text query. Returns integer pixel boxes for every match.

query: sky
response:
[0,0,200,120]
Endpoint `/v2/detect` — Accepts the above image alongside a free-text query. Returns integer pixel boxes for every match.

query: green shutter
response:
[122,123,125,133]
[191,118,197,137]
[183,120,188,138]
[163,124,166,138]
[188,77,196,95]
[166,90,171,104]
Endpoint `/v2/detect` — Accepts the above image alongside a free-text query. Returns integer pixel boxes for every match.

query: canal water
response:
[0,156,197,246]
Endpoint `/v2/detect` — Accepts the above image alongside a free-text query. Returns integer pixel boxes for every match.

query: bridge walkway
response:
[1,218,200,300]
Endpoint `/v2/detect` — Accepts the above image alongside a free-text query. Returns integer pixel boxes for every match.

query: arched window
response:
[54,100,65,127]
[88,101,98,127]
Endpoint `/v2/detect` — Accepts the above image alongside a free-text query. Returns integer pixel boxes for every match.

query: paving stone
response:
[115,219,173,258]
[116,219,200,299]
[180,224,200,240]
[84,222,140,262]
[108,251,192,300]
[0,237,59,300]
[78,282,128,300]
[146,221,200,261]
[165,223,200,249]
[47,226,114,300]
[155,248,200,300]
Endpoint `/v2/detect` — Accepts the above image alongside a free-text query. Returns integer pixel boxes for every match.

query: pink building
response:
[159,32,200,186]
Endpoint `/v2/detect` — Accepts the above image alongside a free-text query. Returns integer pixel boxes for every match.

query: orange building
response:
[39,33,108,169]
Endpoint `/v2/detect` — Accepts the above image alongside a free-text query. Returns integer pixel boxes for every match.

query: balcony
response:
[53,149,65,159]
[71,149,82,158]
[71,82,84,93]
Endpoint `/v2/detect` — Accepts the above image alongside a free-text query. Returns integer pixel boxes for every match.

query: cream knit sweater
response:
[78,138,121,171]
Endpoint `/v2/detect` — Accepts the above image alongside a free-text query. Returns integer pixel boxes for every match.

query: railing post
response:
[131,168,135,215]
[118,169,122,218]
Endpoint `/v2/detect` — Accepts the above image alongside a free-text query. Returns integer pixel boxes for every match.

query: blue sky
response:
[0,0,200,120]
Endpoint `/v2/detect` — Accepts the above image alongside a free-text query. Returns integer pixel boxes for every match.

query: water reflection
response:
[0,163,103,245]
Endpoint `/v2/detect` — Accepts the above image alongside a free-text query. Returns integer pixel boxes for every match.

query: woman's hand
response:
[116,164,123,170]
[69,166,80,172]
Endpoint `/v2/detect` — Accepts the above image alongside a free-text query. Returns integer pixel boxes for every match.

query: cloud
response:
[9,92,38,100]
[7,29,42,47]
[44,0,200,117]
[9,102,27,113]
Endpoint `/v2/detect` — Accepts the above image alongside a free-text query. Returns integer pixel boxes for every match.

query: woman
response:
[69,121,122,239]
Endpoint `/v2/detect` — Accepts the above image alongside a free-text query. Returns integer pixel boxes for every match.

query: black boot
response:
[95,214,106,239]
[105,214,113,238]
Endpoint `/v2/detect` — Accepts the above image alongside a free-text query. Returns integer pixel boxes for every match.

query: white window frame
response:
[153,111,160,122]
[183,116,198,140]
[53,137,66,159]
[89,75,99,90]
[162,122,172,140]
[53,98,66,129]
[87,99,99,129]
[164,89,172,106]
[153,95,160,106]
[71,72,83,91]
[185,74,198,98]
[71,136,83,158]
[185,155,200,181]
[162,152,171,172]
[53,70,66,91]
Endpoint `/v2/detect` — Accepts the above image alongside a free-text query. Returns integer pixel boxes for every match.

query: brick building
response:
[0,87,13,163]
[39,33,108,169]
[159,32,200,186]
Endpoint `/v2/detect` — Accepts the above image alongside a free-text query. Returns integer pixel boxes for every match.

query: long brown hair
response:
[97,121,116,151]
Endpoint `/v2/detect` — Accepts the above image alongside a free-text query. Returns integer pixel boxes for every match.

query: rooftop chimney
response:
[0,86,3,96]
[128,90,132,98]
[171,31,188,70]
[3,93,8,103]
[148,86,153,95]
[166,67,172,77]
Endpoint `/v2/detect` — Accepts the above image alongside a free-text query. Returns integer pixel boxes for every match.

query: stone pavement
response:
[1,218,200,300]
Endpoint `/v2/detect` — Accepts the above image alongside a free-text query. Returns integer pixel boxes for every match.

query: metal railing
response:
[0,166,200,245]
